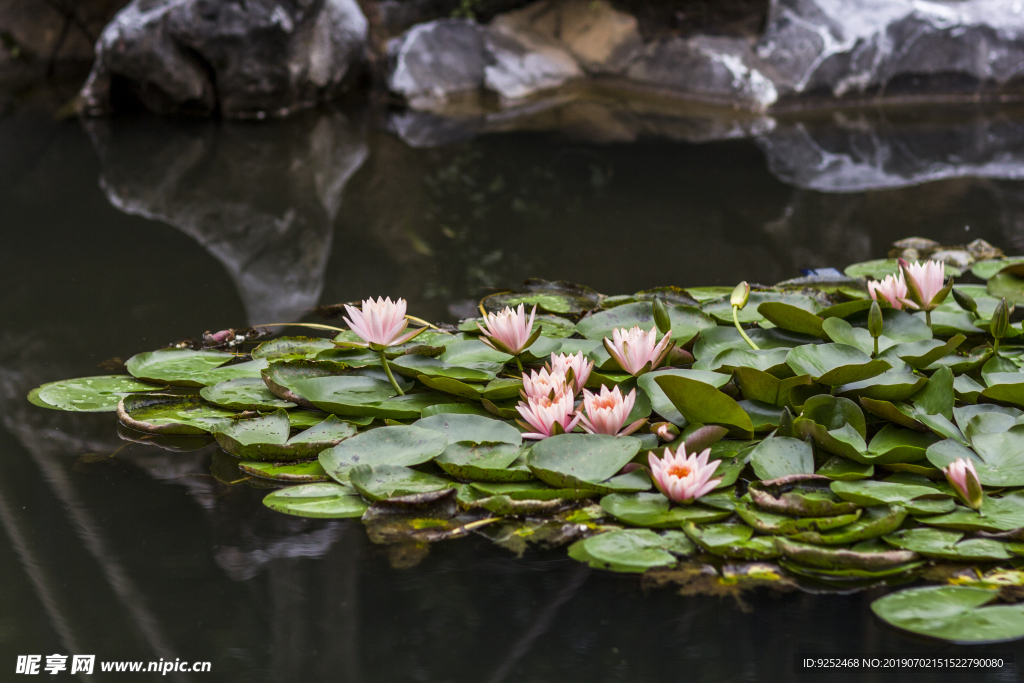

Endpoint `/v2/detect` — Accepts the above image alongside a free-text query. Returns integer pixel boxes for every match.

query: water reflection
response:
[6,97,1024,681]
[84,112,368,325]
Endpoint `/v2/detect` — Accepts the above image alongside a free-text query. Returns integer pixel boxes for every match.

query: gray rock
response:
[626,35,779,111]
[387,19,488,110]
[757,0,1024,100]
[80,0,367,118]
[484,19,582,102]
[84,112,368,324]
[758,110,1024,191]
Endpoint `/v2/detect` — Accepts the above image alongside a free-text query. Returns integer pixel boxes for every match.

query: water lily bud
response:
[943,458,984,510]
[730,281,751,309]
[651,422,679,442]
[951,287,978,315]
[652,297,672,335]
[868,300,884,339]
[992,298,1010,340]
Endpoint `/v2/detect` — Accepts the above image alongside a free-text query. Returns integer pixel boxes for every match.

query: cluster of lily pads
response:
[29,239,1024,644]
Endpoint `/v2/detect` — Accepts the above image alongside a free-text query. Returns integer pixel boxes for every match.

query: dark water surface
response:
[3,92,1024,681]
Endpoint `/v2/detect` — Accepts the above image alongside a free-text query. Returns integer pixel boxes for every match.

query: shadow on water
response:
[2,95,1024,681]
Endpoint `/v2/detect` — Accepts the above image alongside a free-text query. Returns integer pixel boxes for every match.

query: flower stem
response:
[873,336,879,358]
[994,338,1001,356]
[732,306,760,350]
[925,310,932,330]
[378,349,405,396]
[514,355,524,374]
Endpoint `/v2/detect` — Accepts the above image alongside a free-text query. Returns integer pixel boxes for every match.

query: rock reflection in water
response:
[84,112,368,325]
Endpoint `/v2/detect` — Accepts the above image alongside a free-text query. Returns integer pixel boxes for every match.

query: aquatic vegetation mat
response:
[32,237,1024,644]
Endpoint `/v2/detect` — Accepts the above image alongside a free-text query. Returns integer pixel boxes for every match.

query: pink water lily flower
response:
[604,325,674,376]
[648,443,721,504]
[868,272,908,310]
[943,457,984,510]
[516,393,581,440]
[521,367,570,401]
[577,385,647,436]
[478,304,539,355]
[547,351,594,395]
[898,259,948,311]
[343,297,424,348]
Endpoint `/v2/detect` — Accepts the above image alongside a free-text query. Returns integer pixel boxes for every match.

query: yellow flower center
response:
[667,464,691,479]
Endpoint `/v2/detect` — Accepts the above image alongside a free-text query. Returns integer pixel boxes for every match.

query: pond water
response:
[3,90,1024,681]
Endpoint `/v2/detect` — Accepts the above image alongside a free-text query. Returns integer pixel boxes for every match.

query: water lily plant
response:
[576,385,647,436]
[604,325,673,377]
[547,351,594,396]
[943,457,983,510]
[516,393,581,440]
[478,304,541,373]
[342,297,425,395]
[898,258,953,328]
[730,281,759,350]
[648,442,721,504]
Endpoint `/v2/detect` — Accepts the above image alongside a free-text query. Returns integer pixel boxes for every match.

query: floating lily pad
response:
[654,375,754,438]
[927,427,1024,487]
[861,424,939,465]
[289,375,397,415]
[682,522,780,560]
[435,442,533,481]
[348,464,452,502]
[240,460,331,483]
[836,372,927,403]
[262,483,369,518]
[846,259,961,280]
[413,413,522,445]
[252,337,337,361]
[732,367,813,406]
[600,492,730,528]
[786,343,891,387]
[200,377,296,411]
[214,410,355,461]
[792,395,869,462]
[470,480,594,501]
[638,369,730,426]
[817,456,874,481]
[776,537,918,571]
[390,354,497,382]
[420,403,494,418]
[735,499,861,536]
[749,436,814,481]
[575,302,715,345]
[748,477,861,517]
[126,348,235,386]
[883,528,1014,561]
[527,434,648,493]
[831,479,946,507]
[757,302,827,339]
[319,426,449,482]
[568,529,681,573]
[30,375,164,412]
[117,394,236,435]
[872,586,1024,644]
[703,292,819,325]
[437,340,511,372]
[787,505,906,545]
[916,493,1024,532]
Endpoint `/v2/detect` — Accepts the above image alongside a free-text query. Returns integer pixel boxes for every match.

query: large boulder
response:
[756,0,1024,100]
[79,0,368,118]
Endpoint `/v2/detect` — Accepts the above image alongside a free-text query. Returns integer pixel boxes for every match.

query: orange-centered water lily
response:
[943,457,983,510]
[577,385,647,436]
[478,304,540,356]
[342,297,424,348]
[521,367,571,401]
[868,272,908,310]
[648,443,721,504]
[898,258,950,312]
[603,325,674,377]
[515,393,581,440]
[547,351,594,396]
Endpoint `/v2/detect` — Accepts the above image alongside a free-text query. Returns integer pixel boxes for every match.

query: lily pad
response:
[883,528,1014,561]
[575,302,715,345]
[787,505,906,545]
[469,480,594,501]
[600,492,730,528]
[682,522,780,560]
[262,359,364,406]
[817,456,874,481]
[435,442,533,481]
[831,479,946,507]
[30,375,164,412]
[126,348,235,387]
[319,426,449,482]
[252,337,337,361]
[735,499,861,536]
[200,377,296,411]
[413,413,522,445]
[637,369,728,426]
[749,436,815,481]
[568,529,680,573]
[390,354,497,382]
[835,372,927,403]
[240,460,331,483]
[348,464,452,502]
[757,302,827,339]
[117,394,236,435]
[776,537,918,570]
[262,483,369,518]
[654,375,754,438]
[785,343,891,387]
[703,292,820,325]
[420,403,495,418]
[916,492,1024,532]
[927,427,1024,487]
[748,477,861,517]
[214,410,356,461]
[871,586,1024,644]
[527,434,648,493]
